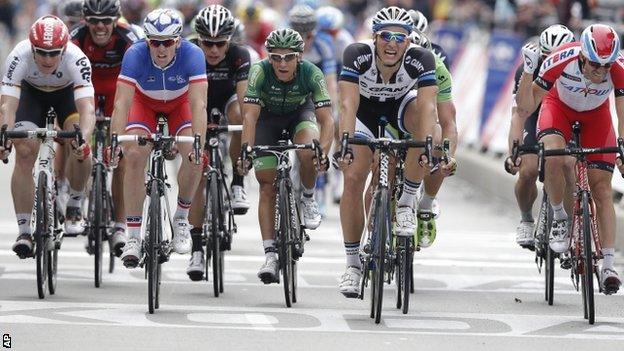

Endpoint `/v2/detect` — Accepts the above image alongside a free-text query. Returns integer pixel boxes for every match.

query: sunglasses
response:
[86,16,116,25]
[148,38,178,48]
[200,39,228,48]
[377,30,408,44]
[586,60,612,69]
[34,48,63,57]
[268,52,299,62]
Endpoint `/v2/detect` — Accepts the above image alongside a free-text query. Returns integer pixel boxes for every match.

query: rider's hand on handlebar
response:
[236,157,252,176]
[315,152,330,172]
[187,150,209,168]
[70,139,91,161]
[504,155,522,175]
[441,156,457,177]
[332,149,353,171]
[0,140,12,161]
[616,157,624,175]
[104,145,123,168]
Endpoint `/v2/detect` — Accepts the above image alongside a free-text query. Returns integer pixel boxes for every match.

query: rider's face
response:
[199,36,230,66]
[269,48,300,82]
[374,26,410,67]
[147,37,180,68]
[86,16,116,47]
[580,54,611,84]
[32,47,64,75]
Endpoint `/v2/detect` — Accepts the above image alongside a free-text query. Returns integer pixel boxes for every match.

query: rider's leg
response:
[293,123,322,229]
[63,117,92,234]
[255,164,279,282]
[11,139,39,256]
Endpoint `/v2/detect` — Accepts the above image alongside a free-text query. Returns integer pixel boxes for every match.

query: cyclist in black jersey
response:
[186,5,252,280]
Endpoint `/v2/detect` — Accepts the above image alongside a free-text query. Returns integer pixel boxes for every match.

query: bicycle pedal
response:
[232,208,248,215]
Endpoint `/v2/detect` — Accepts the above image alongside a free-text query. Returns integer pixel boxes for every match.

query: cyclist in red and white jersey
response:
[516,24,624,294]
[70,0,140,256]
[0,15,95,257]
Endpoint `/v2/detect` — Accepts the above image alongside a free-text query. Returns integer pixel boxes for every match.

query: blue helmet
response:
[316,6,343,32]
[143,8,183,39]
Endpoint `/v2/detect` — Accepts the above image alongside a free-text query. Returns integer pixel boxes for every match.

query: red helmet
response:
[29,15,69,50]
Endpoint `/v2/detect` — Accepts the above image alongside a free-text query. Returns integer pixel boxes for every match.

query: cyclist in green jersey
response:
[238,28,334,283]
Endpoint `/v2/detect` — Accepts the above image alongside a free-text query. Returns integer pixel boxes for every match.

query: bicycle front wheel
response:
[91,168,104,288]
[147,181,161,314]
[35,172,49,299]
[371,188,390,324]
[278,180,293,308]
[581,191,595,324]
[399,236,413,314]
[207,175,222,297]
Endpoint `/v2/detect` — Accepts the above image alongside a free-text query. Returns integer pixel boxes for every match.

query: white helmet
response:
[408,10,428,34]
[194,5,236,38]
[371,6,413,34]
[539,24,574,56]
[143,8,183,39]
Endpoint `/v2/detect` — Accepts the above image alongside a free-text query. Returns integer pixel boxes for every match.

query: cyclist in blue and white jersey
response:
[316,5,355,76]
[109,9,208,268]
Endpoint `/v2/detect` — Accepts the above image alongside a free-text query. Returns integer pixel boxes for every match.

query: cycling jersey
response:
[431,42,450,70]
[243,59,331,115]
[329,28,355,75]
[435,53,452,103]
[1,40,94,100]
[305,32,338,76]
[70,21,139,116]
[535,42,624,112]
[339,40,437,102]
[189,39,251,114]
[118,39,207,134]
[512,60,543,147]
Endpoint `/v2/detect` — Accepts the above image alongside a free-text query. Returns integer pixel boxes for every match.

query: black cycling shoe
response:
[12,234,34,259]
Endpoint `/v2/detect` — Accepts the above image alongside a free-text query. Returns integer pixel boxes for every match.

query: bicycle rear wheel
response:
[147,181,161,314]
[35,172,49,299]
[278,181,293,308]
[581,191,595,324]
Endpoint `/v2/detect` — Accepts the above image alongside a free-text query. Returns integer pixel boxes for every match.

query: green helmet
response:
[265,28,305,52]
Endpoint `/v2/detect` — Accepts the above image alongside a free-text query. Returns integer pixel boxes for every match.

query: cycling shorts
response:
[126,93,192,135]
[14,81,79,131]
[355,90,418,140]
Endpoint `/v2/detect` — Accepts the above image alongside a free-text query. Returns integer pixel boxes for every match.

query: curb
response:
[456,147,624,254]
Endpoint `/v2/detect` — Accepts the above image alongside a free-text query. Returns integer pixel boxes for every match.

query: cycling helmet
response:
[143,8,183,38]
[83,0,121,17]
[29,15,69,50]
[580,24,620,65]
[539,24,574,56]
[265,28,305,52]
[372,6,413,34]
[237,2,264,22]
[407,10,428,34]
[195,5,235,38]
[288,5,317,34]
[410,31,431,50]
[231,18,246,43]
[316,6,343,32]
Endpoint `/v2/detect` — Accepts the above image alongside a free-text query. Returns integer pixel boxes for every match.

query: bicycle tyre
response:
[48,180,59,295]
[541,192,555,306]
[92,168,104,288]
[35,172,48,299]
[372,188,389,324]
[581,191,595,324]
[147,180,161,314]
[401,236,412,314]
[278,180,293,308]
[208,175,221,297]
[290,190,302,304]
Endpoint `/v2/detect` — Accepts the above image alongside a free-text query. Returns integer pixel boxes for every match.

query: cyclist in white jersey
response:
[0,15,95,257]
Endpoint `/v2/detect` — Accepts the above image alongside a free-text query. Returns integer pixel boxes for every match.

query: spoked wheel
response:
[399,236,413,314]
[48,239,58,295]
[370,188,389,324]
[581,191,595,324]
[147,181,161,314]
[208,176,222,297]
[92,170,104,288]
[545,247,555,305]
[35,172,49,299]
[278,183,293,308]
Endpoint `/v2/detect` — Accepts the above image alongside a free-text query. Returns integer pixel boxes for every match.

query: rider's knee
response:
[13,142,38,166]
[259,181,275,198]
[343,170,367,190]
[591,180,613,203]
[518,164,538,182]
[226,104,242,124]
[123,144,147,168]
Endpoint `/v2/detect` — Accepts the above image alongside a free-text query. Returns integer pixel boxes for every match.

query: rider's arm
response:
[188,80,208,139]
[326,73,339,117]
[308,64,334,155]
[414,85,438,141]
[74,97,95,141]
[241,63,264,147]
[515,72,540,118]
[435,61,457,155]
[0,94,19,128]
[338,81,359,136]
[110,82,135,135]
[234,46,252,114]
[616,96,624,138]
[508,66,527,153]
[1,44,27,128]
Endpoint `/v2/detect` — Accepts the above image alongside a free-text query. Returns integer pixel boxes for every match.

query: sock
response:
[551,202,567,221]
[126,216,142,241]
[263,239,277,259]
[114,222,126,232]
[174,197,192,219]
[231,168,244,187]
[57,178,69,191]
[418,192,435,211]
[17,213,32,235]
[521,211,534,223]
[602,248,615,270]
[67,187,84,208]
[191,227,204,253]
[345,241,361,269]
[398,179,421,207]
[302,185,314,199]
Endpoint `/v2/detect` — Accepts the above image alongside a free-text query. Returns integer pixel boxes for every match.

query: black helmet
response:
[61,0,84,25]
[83,0,121,17]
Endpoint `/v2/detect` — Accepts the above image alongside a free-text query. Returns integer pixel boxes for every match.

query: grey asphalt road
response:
[1,156,623,351]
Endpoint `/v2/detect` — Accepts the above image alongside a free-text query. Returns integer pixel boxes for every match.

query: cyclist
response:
[70,0,141,256]
[0,15,95,257]
[516,24,624,294]
[316,5,355,77]
[110,9,208,268]
[335,7,438,298]
[407,9,451,69]
[236,2,273,59]
[237,28,333,284]
[60,0,84,29]
[506,24,575,249]
[231,18,261,63]
[185,5,252,281]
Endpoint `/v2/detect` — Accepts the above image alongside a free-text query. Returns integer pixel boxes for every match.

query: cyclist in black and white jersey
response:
[335,6,438,298]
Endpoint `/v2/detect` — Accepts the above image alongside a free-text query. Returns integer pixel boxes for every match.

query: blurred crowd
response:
[0,0,622,53]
